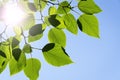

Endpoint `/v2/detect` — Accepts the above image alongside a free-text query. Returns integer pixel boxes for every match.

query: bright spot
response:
[2,3,26,26]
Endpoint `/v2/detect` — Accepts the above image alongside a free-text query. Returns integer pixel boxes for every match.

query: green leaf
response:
[48,15,60,27]
[0,49,8,72]
[28,34,43,43]
[0,60,7,74]
[13,26,22,36]
[0,50,6,58]
[21,14,35,30]
[9,52,26,75]
[78,14,99,38]
[42,23,47,30]
[45,15,66,29]
[28,3,37,12]
[23,44,32,54]
[12,37,20,49]
[42,43,73,66]
[56,15,66,29]
[24,58,41,80]
[57,1,71,14]
[78,0,102,14]
[0,43,9,63]
[0,56,6,68]
[34,0,47,11]
[48,28,66,47]
[18,0,34,13]
[44,16,51,26]
[0,44,11,59]
[49,6,57,15]
[29,24,44,36]
[12,48,21,61]
[42,43,55,52]
[63,13,78,34]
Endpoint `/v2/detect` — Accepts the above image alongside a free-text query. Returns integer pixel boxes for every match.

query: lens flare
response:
[2,3,26,26]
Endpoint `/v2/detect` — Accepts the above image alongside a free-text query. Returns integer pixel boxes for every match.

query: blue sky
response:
[0,0,120,80]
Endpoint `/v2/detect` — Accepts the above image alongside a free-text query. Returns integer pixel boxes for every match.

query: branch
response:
[20,27,27,44]
[31,47,42,50]
[42,0,59,5]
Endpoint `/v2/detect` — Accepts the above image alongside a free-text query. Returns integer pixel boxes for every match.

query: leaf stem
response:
[31,47,42,51]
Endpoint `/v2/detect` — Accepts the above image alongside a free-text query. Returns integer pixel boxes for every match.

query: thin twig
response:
[31,47,42,50]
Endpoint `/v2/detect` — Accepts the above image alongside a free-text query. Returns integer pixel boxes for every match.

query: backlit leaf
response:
[78,14,99,38]
[0,59,7,74]
[0,46,8,72]
[0,50,6,58]
[49,6,57,15]
[13,26,22,36]
[29,24,44,36]
[34,0,47,11]
[48,28,66,47]
[9,52,26,75]
[63,13,78,34]
[0,44,9,60]
[44,16,51,26]
[57,1,71,14]
[12,48,21,61]
[56,15,66,29]
[21,14,35,30]
[24,58,41,80]
[28,34,43,43]
[42,43,73,66]
[12,37,20,49]
[0,56,6,68]
[0,43,11,59]
[28,3,37,12]
[48,15,60,27]
[23,44,32,54]
[19,0,33,13]
[78,0,102,14]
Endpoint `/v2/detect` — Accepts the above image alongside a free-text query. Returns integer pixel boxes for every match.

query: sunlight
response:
[2,3,26,26]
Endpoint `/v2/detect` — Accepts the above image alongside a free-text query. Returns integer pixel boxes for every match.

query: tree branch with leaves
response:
[0,0,102,80]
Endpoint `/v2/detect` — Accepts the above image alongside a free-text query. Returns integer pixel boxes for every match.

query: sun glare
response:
[2,3,26,26]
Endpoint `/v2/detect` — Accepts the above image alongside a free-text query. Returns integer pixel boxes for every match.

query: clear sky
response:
[0,0,120,80]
